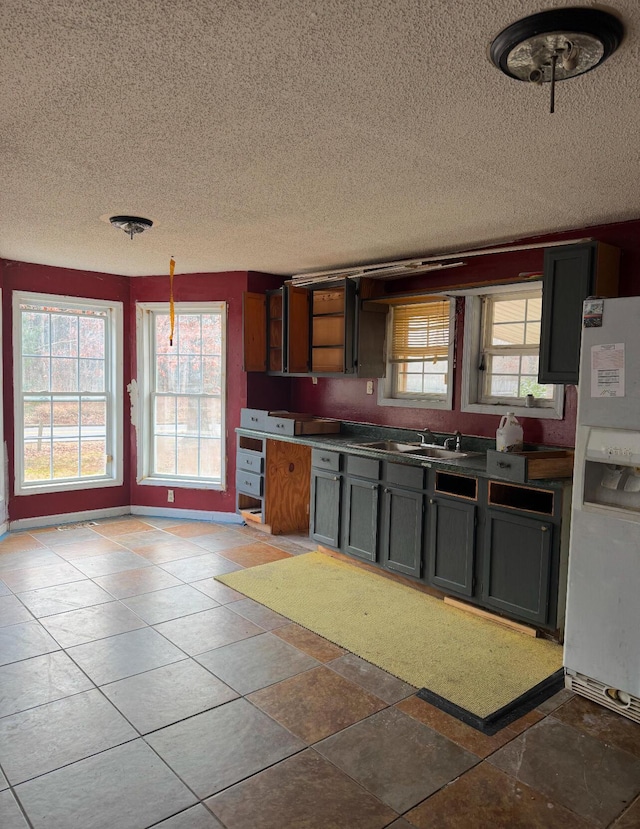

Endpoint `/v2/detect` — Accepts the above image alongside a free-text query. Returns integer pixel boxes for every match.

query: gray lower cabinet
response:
[380,485,423,579]
[482,509,552,625]
[426,497,476,597]
[310,468,342,549]
[343,476,379,561]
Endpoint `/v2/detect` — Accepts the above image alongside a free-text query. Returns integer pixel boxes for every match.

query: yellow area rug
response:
[217,552,563,722]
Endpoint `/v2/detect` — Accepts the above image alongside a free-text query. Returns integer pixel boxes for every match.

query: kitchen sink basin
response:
[351,440,482,461]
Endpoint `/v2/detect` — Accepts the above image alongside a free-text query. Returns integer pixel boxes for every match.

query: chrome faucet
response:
[443,431,462,452]
[417,428,437,446]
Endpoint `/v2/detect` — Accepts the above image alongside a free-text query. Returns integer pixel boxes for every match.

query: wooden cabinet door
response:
[242,292,267,372]
[426,497,476,597]
[482,510,552,624]
[380,485,423,578]
[287,285,310,373]
[539,243,594,385]
[343,477,379,561]
[310,469,342,549]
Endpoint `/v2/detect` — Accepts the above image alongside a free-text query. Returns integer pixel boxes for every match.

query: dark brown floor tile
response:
[316,706,477,813]
[536,687,574,715]
[489,716,640,826]
[612,794,640,828]
[405,762,598,828]
[396,695,518,758]
[386,821,414,829]
[248,665,387,743]
[217,542,292,567]
[272,623,346,662]
[328,653,415,704]
[551,695,640,759]
[206,748,396,829]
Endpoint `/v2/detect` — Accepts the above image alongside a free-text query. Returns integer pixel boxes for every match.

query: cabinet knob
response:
[429,499,435,504]
[332,476,339,482]
[321,457,330,462]
[246,459,252,465]
[497,461,511,469]
[541,526,549,532]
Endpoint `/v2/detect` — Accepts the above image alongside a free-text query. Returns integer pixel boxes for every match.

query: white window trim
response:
[378,297,454,410]
[135,301,227,491]
[460,282,564,420]
[13,291,124,495]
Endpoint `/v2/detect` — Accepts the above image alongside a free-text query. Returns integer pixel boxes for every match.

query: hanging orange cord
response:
[169,257,176,346]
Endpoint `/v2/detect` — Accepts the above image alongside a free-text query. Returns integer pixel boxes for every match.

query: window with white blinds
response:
[380,299,454,408]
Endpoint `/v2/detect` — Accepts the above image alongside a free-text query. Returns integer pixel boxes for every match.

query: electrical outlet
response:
[167,490,174,503]
[312,376,318,385]
[366,380,374,395]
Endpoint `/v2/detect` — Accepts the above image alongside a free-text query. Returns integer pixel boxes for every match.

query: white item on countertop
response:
[496,412,523,453]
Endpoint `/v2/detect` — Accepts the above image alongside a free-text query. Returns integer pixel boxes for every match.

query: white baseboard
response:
[130,505,243,524]
[0,521,9,539]
[10,506,130,532]
[8,504,242,532]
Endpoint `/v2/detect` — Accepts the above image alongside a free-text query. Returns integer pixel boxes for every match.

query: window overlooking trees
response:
[461,282,562,418]
[14,293,123,493]
[137,303,226,489]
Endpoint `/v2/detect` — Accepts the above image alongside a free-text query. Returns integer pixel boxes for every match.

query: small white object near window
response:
[461,283,563,419]
[13,292,123,494]
[378,299,454,410]
[136,302,226,489]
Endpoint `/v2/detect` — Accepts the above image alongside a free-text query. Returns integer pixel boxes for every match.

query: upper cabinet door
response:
[539,242,619,386]
[287,285,311,373]
[242,292,267,372]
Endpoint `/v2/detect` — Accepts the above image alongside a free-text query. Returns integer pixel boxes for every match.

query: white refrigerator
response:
[564,296,640,722]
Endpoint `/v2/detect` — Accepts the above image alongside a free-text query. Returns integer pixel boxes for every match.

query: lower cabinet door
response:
[426,497,476,597]
[310,469,342,549]
[343,477,379,561]
[380,485,423,578]
[482,510,552,624]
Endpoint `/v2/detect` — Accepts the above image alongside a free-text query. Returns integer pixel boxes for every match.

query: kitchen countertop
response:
[236,421,573,488]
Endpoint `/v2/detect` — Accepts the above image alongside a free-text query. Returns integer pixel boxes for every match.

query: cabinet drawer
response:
[312,449,342,471]
[240,408,267,430]
[235,469,263,497]
[346,455,380,480]
[264,415,297,435]
[486,452,527,482]
[384,462,425,490]
[237,450,264,475]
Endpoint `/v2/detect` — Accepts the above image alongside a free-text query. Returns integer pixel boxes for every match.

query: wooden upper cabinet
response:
[242,277,388,377]
[287,285,311,373]
[242,292,267,372]
[539,242,619,385]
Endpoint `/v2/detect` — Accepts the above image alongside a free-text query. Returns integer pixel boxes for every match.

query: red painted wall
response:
[290,218,640,448]
[1,260,132,521]
[129,272,249,515]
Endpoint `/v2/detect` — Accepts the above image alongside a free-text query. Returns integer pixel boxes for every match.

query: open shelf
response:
[311,287,346,373]
[435,471,478,501]
[268,292,285,373]
[488,481,554,515]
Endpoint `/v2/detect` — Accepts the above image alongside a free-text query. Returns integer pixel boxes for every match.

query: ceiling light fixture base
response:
[490,7,624,112]
[109,215,153,240]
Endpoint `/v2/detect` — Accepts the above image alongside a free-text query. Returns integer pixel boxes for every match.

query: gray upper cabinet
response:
[539,242,619,385]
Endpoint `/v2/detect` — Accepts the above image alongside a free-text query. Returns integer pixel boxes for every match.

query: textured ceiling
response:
[2,1,639,277]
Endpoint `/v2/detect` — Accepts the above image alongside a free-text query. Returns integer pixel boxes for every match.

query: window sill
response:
[461,402,564,420]
[377,393,452,411]
[137,476,225,491]
[15,477,123,497]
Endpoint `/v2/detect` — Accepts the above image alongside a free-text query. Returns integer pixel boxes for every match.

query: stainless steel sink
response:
[351,440,482,461]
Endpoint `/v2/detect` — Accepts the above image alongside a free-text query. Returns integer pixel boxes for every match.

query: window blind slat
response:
[390,301,450,363]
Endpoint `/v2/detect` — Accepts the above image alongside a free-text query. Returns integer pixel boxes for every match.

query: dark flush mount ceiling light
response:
[109,215,153,240]
[490,7,624,113]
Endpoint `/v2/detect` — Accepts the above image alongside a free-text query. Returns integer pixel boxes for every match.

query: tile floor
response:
[0,515,639,829]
